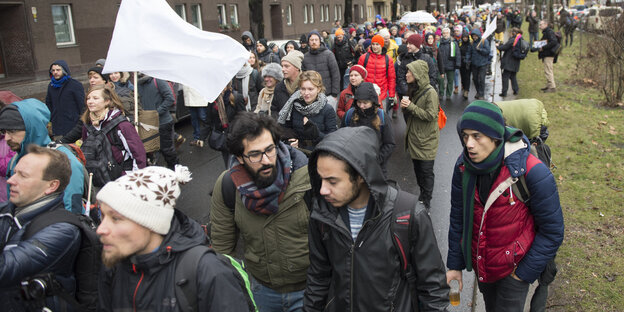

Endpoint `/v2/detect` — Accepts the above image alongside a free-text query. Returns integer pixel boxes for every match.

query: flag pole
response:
[134,72,139,132]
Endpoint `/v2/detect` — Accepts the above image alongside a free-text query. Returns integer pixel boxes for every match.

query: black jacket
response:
[232,69,263,111]
[332,37,356,70]
[526,15,540,33]
[437,38,461,73]
[497,37,522,72]
[208,90,245,131]
[537,27,558,59]
[271,80,294,119]
[397,50,439,96]
[302,46,341,96]
[303,127,449,312]
[98,210,251,312]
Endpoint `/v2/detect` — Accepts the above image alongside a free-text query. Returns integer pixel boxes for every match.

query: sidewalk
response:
[0,73,89,102]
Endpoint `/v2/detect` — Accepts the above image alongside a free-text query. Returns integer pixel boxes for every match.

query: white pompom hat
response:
[96,165,192,235]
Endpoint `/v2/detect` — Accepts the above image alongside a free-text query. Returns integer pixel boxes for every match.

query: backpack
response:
[552,32,563,55]
[23,208,102,312]
[512,39,530,60]
[80,115,127,187]
[46,142,95,215]
[390,190,427,312]
[174,245,258,312]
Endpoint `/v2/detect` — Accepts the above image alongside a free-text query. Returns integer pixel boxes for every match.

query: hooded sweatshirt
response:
[466,28,491,67]
[6,99,85,214]
[241,31,256,52]
[45,60,85,136]
[304,127,449,311]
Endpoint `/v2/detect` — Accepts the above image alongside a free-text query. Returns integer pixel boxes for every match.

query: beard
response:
[6,141,20,152]
[244,163,277,189]
[101,250,126,269]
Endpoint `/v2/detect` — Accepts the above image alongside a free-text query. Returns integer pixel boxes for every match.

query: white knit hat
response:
[96,165,192,235]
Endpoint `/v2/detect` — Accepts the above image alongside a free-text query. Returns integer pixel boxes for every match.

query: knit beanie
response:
[262,63,284,82]
[257,38,268,49]
[363,39,372,50]
[96,165,193,235]
[406,34,424,47]
[0,104,25,131]
[335,28,345,36]
[354,82,379,106]
[95,58,106,67]
[88,66,110,83]
[378,28,391,39]
[349,64,368,79]
[281,50,304,71]
[459,100,506,141]
[349,27,356,34]
[299,34,308,44]
[308,30,322,43]
[371,35,385,47]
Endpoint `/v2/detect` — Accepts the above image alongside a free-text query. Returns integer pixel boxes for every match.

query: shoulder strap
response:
[363,53,370,68]
[175,245,212,312]
[23,208,81,240]
[391,190,420,312]
[344,108,355,126]
[100,115,127,135]
[221,171,236,214]
[385,54,389,77]
[511,154,541,204]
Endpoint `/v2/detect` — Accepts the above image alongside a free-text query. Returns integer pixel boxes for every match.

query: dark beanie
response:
[257,38,268,49]
[459,100,505,141]
[299,34,308,44]
[406,34,424,47]
[308,30,321,43]
[88,66,110,83]
[354,82,379,107]
[0,104,25,131]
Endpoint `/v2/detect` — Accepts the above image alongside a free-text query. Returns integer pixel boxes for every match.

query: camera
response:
[20,273,56,301]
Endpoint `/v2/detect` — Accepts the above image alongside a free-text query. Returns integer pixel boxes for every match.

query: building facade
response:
[0,0,372,80]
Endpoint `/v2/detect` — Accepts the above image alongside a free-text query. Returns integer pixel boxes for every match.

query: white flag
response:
[102,0,248,103]
[481,16,497,40]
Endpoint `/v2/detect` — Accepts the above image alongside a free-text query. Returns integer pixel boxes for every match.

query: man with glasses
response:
[210,112,311,312]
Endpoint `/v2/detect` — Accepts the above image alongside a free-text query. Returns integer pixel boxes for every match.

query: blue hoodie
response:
[6,99,85,214]
[466,29,491,68]
[45,60,85,136]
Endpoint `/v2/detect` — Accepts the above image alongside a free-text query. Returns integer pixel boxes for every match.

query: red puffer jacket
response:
[358,52,396,103]
[337,84,356,121]
[465,159,537,283]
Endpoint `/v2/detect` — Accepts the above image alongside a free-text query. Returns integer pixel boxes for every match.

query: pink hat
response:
[349,65,368,79]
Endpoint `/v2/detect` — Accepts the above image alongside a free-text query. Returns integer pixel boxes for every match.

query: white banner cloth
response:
[103,0,248,102]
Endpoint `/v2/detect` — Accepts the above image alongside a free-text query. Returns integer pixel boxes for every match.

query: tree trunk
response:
[345,0,353,25]
[249,0,264,39]
[392,0,398,20]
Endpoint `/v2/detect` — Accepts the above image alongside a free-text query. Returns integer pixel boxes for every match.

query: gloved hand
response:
[387,97,395,109]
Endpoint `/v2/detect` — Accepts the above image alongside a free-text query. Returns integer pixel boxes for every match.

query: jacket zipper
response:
[350,241,355,312]
[132,264,144,312]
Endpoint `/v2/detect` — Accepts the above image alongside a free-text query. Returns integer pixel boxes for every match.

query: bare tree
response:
[345,0,353,26]
[249,0,264,39]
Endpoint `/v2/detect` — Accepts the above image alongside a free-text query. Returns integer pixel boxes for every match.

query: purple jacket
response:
[0,136,16,202]
[81,110,147,172]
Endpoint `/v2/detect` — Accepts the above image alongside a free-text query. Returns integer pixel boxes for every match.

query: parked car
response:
[585,6,623,31]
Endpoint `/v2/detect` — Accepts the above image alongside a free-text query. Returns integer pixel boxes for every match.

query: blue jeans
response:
[529,32,539,50]
[478,274,530,312]
[250,277,304,312]
[188,106,208,140]
[454,69,460,87]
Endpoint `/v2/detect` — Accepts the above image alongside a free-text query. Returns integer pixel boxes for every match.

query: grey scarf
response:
[277,90,327,124]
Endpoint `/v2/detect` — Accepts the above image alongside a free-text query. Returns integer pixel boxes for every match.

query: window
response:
[360,5,364,20]
[320,4,324,22]
[325,5,330,22]
[338,5,343,20]
[51,4,75,45]
[174,4,186,20]
[310,4,314,23]
[190,4,202,29]
[287,4,292,25]
[368,6,373,19]
[229,4,239,25]
[303,5,308,24]
[217,4,226,26]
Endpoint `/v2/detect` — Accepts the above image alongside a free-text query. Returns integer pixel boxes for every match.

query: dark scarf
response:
[50,75,70,88]
[229,142,292,216]
[460,128,521,271]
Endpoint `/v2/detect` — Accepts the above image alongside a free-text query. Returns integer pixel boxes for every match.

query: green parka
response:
[403,60,440,160]
[210,147,311,293]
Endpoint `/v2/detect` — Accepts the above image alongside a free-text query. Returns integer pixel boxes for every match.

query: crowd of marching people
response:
[0,5,566,312]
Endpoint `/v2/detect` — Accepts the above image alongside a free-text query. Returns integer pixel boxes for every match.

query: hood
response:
[11,99,52,158]
[470,28,482,40]
[309,127,387,203]
[286,40,300,50]
[49,60,70,77]
[241,31,255,44]
[406,60,431,90]
[130,209,208,272]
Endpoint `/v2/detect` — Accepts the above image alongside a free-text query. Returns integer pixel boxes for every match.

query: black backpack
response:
[80,115,127,187]
[23,209,102,311]
[512,39,530,60]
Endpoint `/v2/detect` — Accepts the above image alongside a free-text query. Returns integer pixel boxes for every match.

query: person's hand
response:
[446,270,463,292]
[400,97,410,108]
[289,139,299,148]
[303,117,309,125]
